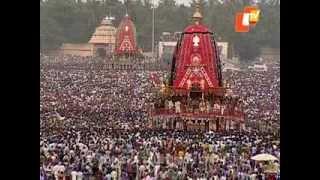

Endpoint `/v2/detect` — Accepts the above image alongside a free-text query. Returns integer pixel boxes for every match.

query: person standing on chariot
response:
[168,100,174,112]
[175,101,181,114]
[213,101,221,114]
[199,100,206,112]
[204,100,209,113]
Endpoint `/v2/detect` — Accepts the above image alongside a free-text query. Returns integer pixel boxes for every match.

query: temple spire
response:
[192,0,203,25]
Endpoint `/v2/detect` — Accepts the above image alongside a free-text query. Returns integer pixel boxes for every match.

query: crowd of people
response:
[223,65,280,132]
[40,54,159,71]
[40,55,280,180]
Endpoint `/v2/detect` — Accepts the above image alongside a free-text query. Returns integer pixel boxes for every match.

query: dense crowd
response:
[223,65,280,132]
[40,55,280,180]
[40,54,156,69]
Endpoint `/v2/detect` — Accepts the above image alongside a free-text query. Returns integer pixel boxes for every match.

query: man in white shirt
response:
[213,174,219,180]
[139,164,146,179]
[213,103,220,112]
[250,172,257,180]
[77,172,83,180]
[111,170,117,180]
[105,173,112,180]
[199,100,206,112]
[71,171,77,180]
[221,105,225,115]
[168,100,174,111]
[165,100,169,109]
[52,163,65,180]
[206,101,211,113]
[175,101,181,113]
[154,164,160,178]
[220,175,227,180]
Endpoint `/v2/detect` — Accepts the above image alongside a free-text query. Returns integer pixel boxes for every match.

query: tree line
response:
[40,0,279,63]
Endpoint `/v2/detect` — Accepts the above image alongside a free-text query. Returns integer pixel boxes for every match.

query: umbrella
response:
[272,140,280,144]
[264,162,280,173]
[251,153,278,161]
[265,169,278,173]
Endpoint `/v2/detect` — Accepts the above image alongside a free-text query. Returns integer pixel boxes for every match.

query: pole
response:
[152,0,155,61]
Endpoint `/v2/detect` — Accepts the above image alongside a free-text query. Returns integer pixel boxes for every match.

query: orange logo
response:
[235,6,260,32]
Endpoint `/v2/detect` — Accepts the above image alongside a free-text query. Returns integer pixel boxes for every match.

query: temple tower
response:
[114,14,139,57]
[89,16,117,57]
[170,2,223,93]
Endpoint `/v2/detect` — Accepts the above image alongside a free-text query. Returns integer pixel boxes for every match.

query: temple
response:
[60,16,116,57]
[114,14,139,58]
[89,16,117,57]
[60,7,143,60]
[150,2,245,132]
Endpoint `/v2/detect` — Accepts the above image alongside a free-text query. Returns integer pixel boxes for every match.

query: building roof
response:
[89,17,117,44]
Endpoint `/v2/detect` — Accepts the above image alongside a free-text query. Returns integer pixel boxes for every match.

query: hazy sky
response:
[174,0,192,6]
[119,0,193,6]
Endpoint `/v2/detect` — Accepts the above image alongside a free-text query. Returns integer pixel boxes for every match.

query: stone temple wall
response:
[60,43,93,57]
